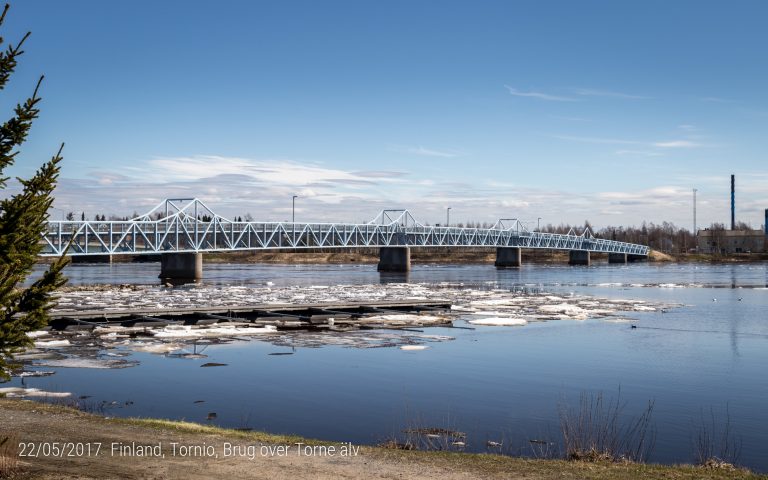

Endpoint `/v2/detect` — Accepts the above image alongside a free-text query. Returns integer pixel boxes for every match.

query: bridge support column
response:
[377,247,410,272]
[608,253,627,264]
[568,250,591,266]
[495,247,521,268]
[159,253,203,283]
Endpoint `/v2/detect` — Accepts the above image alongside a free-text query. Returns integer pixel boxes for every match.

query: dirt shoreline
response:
[0,399,763,480]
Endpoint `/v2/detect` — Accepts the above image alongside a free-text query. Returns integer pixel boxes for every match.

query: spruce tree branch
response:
[0,4,9,28]
[32,74,44,99]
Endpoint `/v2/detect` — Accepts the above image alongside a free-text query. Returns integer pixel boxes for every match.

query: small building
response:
[696,229,766,254]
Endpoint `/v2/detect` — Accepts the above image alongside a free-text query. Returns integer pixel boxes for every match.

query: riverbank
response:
[0,399,763,480]
[43,248,768,266]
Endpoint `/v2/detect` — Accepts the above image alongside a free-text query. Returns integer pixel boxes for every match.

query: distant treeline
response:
[455,220,760,254]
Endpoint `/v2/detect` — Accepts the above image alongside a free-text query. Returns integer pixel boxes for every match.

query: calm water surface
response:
[14,261,768,471]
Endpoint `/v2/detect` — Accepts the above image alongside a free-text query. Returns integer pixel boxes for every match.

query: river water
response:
[9,261,768,471]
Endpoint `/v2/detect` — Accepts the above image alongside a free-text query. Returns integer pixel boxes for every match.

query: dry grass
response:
[0,434,21,479]
[113,417,331,447]
[376,449,765,480]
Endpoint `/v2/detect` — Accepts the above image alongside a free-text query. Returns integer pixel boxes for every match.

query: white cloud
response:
[146,156,382,186]
[504,85,578,102]
[652,140,702,148]
[31,155,767,229]
[572,88,650,100]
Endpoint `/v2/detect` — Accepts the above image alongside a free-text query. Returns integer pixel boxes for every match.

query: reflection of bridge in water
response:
[41,198,649,281]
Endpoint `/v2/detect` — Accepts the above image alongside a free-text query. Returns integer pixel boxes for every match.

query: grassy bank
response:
[0,399,764,480]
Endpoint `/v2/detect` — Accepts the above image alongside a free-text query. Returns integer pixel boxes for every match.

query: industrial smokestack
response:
[765,208,767,235]
[731,174,735,230]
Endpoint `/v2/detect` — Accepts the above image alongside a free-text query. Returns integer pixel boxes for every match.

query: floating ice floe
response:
[33,358,138,369]
[129,342,184,354]
[400,345,429,351]
[464,310,511,317]
[449,305,474,312]
[34,339,71,348]
[0,387,71,398]
[365,314,444,324]
[468,317,528,326]
[538,303,588,316]
[150,325,277,338]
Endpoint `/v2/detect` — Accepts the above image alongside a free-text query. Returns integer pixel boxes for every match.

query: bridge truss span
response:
[40,198,649,257]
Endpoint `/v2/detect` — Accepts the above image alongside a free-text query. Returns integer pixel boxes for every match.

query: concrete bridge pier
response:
[377,247,411,272]
[628,254,647,263]
[495,247,522,268]
[608,253,628,264]
[568,250,591,266]
[159,252,203,283]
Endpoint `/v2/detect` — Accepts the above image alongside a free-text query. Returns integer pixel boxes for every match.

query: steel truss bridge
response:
[40,198,649,257]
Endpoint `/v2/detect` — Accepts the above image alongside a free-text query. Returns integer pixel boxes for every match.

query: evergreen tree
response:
[0,4,68,380]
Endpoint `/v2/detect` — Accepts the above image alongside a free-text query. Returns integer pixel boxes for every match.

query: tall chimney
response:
[731,174,735,230]
[764,208,767,235]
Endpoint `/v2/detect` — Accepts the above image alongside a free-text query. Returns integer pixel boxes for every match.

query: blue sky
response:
[3,1,767,229]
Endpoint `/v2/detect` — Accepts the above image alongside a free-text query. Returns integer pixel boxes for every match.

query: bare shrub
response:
[559,389,655,463]
[694,405,741,468]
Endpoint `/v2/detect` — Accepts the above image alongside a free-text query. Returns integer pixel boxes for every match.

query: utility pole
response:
[693,188,697,234]
[292,195,298,247]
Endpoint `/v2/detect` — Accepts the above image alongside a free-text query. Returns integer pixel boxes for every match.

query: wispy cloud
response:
[405,146,458,158]
[143,156,389,185]
[390,145,461,158]
[555,135,709,150]
[652,140,702,148]
[678,124,697,132]
[552,135,641,145]
[615,150,664,157]
[504,85,578,102]
[572,88,650,100]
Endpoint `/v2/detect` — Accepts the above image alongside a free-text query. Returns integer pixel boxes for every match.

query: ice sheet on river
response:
[21,282,676,371]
